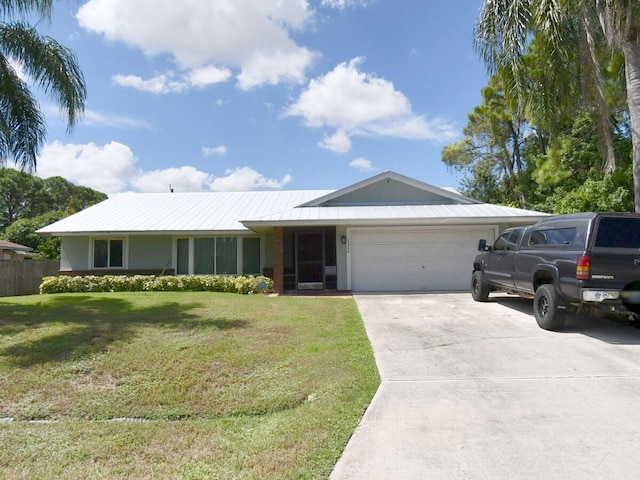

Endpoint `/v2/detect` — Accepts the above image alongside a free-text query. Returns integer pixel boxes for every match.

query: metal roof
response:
[242,203,548,228]
[37,171,550,236]
[37,190,332,235]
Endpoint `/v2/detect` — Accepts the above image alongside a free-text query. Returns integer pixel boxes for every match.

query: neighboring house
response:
[37,170,547,293]
[0,240,34,261]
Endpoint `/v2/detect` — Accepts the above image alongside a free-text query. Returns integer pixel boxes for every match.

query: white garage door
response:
[349,226,496,292]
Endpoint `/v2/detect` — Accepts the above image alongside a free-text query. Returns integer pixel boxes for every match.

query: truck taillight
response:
[576,255,590,280]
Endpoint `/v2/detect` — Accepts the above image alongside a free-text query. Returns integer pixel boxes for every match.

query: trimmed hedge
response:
[39,274,274,295]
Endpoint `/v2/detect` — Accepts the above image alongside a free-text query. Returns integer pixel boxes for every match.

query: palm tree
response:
[0,0,86,172]
[475,0,640,212]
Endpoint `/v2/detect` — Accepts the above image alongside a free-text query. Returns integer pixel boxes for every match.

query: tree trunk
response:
[622,38,640,212]
[582,3,616,174]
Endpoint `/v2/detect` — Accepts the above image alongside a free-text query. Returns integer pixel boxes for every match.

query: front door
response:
[297,231,324,289]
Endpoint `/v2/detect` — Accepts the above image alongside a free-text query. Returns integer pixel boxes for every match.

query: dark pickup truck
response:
[471,212,640,330]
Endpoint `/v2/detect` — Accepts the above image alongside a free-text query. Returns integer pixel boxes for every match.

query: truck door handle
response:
[635,259,640,267]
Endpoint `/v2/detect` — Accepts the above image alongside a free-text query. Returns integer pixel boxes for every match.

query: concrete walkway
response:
[330,293,640,480]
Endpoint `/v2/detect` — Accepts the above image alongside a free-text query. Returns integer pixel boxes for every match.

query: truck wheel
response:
[534,284,565,330]
[471,270,490,302]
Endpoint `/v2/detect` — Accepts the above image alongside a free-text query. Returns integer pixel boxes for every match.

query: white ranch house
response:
[37,171,547,293]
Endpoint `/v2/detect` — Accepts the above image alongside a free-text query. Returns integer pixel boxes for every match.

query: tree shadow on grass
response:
[0,294,250,366]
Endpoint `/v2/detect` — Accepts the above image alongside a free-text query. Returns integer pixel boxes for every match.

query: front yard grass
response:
[0,292,379,479]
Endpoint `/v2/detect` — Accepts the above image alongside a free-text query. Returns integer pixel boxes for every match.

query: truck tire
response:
[471,270,490,302]
[534,284,565,330]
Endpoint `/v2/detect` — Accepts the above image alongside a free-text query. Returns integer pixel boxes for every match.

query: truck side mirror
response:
[478,239,490,251]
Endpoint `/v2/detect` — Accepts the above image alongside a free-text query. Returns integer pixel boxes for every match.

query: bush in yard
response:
[39,275,274,295]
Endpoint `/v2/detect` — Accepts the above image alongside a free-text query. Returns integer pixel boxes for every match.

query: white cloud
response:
[209,167,292,191]
[113,66,233,94]
[237,48,316,90]
[349,157,375,172]
[321,0,370,9]
[187,66,233,88]
[41,104,152,130]
[285,57,458,152]
[130,166,212,192]
[318,130,351,153]
[202,145,227,156]
[112,73,188,94]
[77,0,318,90]
[36,141,138,195]
[36,141,290,195]
[83,109,152,129]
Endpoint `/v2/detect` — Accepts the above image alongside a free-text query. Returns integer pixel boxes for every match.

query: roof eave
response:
[242,215,546,229]
[40,229,255,237]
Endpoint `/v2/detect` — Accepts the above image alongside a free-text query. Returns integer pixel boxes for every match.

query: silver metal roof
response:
[37,171,549,236]
[37,190,332,235]
[243,203,548,227]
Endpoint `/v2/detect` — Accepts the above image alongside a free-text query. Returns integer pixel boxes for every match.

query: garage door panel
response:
[350,227,496,292]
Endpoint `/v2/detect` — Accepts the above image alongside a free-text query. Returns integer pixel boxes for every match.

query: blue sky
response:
[24,0,488,196]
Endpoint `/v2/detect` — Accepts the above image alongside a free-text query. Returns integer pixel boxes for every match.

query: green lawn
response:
[0,292,380,479]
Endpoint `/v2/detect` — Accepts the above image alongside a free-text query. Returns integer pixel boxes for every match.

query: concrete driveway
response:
[330,293,640,480]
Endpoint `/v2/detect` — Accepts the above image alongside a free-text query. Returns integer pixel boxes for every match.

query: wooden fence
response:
[0,260,59,297]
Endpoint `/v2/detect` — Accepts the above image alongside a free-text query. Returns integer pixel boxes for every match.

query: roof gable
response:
[300,171,478,207]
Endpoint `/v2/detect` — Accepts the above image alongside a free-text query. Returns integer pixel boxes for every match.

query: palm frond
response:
[0,22,86,133]
[0,0,53,20]
[0,54,45,171]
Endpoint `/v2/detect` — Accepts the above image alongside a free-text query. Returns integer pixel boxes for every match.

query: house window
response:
[243,238,261,275]
[176,238,189,274]
[216,237,237,274]
[93,239,124,268]
[194,238,215,274]
[189,237,238,275]
[177,237,257,275]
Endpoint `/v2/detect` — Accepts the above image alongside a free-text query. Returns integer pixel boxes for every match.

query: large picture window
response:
[176,237,258,275]
[93,239,124,268]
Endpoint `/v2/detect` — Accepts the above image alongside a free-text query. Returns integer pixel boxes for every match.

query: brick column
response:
[273,227,284,294]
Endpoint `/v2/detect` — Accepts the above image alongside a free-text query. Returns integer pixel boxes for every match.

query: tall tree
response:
[1,209,62,258]
[0,168,106,229]
[41,175,107,214]
[475,0,640,211]
[532,112,634,213]
[442,75,530,207]
[0,0,86,171]
[0,166,39,223]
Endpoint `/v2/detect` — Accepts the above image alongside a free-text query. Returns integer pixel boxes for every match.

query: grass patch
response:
[0,292,379,479]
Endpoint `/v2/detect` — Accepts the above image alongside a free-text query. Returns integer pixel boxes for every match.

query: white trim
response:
[89,235,128,270]
[188,237,194,274]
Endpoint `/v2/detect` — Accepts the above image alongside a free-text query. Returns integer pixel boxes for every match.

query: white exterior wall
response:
[60,237,89,270]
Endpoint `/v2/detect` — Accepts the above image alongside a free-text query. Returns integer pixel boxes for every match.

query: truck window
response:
[506,228,523,250]
[529,231,547,245]
[595,217,640,248]
[493,232,510,251]
[529,227,575,246]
